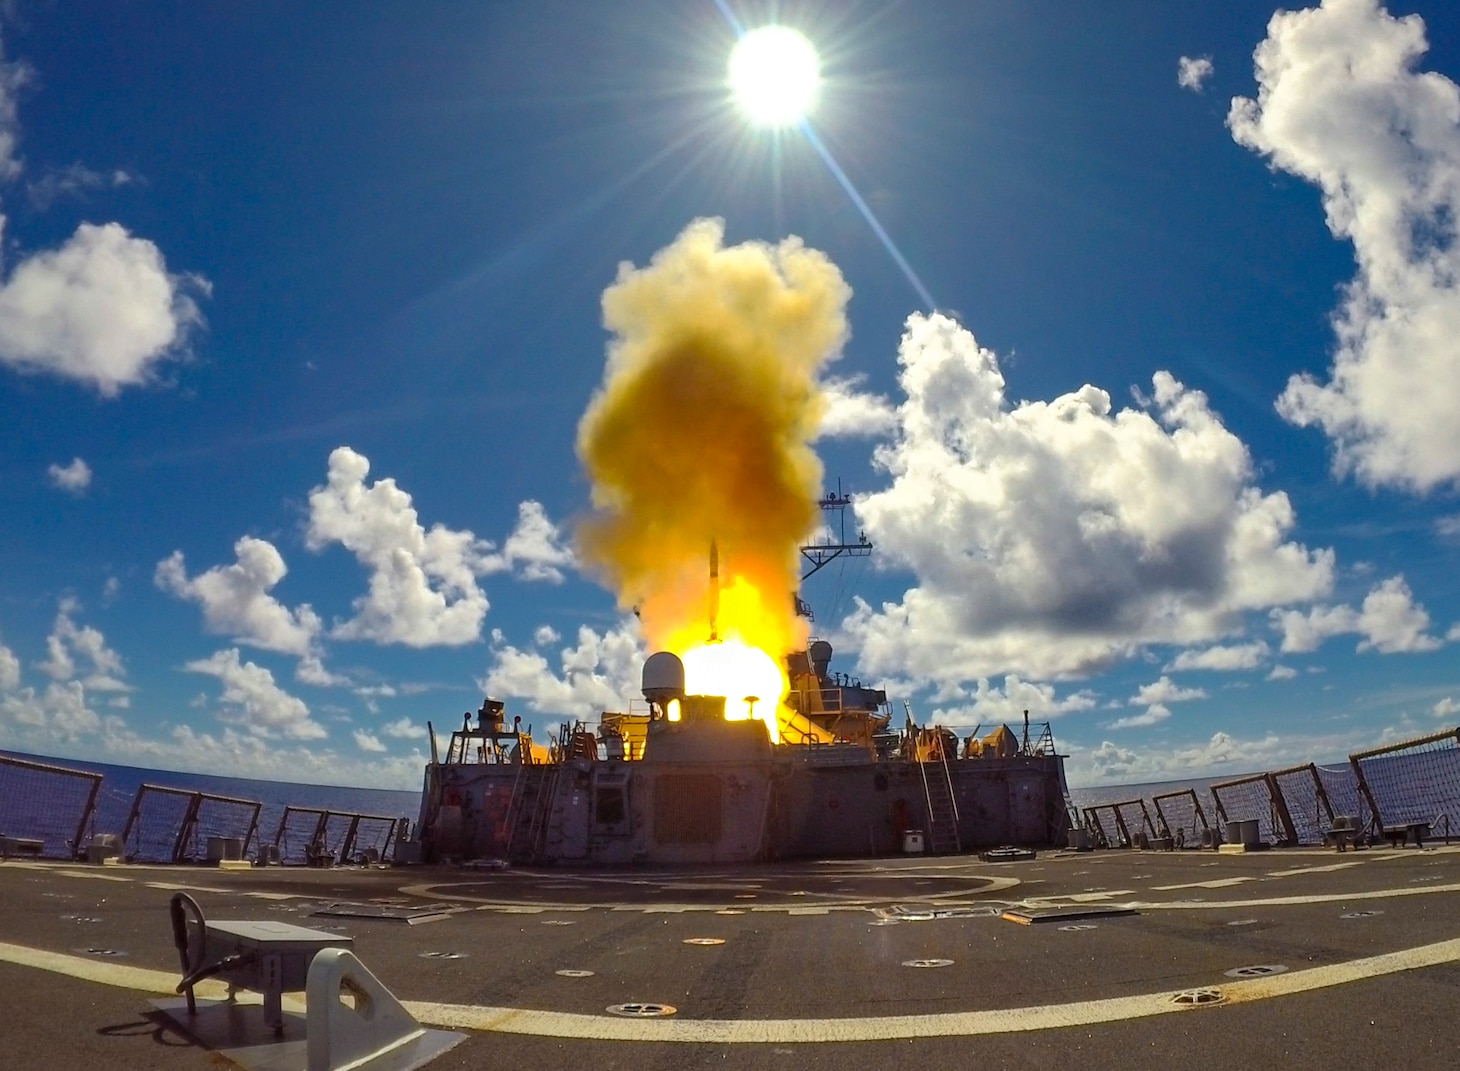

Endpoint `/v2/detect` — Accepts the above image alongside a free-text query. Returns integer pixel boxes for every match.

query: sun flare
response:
[728,25,821,128]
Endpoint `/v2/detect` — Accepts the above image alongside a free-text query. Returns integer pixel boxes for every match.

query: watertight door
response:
[1009,777,1047,843]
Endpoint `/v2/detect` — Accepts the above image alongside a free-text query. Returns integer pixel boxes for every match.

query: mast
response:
[796,481,872,620]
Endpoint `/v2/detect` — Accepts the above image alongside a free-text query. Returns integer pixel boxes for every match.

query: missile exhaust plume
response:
[575,218,850,711]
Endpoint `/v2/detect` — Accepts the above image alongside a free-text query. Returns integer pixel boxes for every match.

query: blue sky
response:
[2,0,1459,788]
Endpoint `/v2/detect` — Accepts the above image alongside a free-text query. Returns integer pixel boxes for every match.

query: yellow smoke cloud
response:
[576,218,850,671]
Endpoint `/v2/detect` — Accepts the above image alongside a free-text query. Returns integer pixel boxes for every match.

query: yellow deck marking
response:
[145,882,229,893]
[1031,890,1135,902]
[1150,877,1254,891]
[1266,862,1366,879]
[5,934,1457,1043]
[398,875,1023,912]
[51,868,133,883]
[1136,880,1460,910]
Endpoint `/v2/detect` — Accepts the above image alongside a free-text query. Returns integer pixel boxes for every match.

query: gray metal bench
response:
[1324,815,1366,852]
[0,835,45,859]
[1382,822,1431,848]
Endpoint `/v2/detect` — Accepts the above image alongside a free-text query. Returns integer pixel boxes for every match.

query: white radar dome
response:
[642,651,686,702]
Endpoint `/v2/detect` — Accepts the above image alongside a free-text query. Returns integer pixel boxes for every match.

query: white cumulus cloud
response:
[494,500,575,583]
[842,313,1335,687]
[382,717,426,739]
[1106,703,1172,731]
[1068,729,1303,785]
[0,35,27,181]
[1272,575,1442,654]
[1164,641,1271,672]
[1231,0,1460,492]
[352,729,386,753]
[0,222,207,396]
[47,457,92,494]
[27,163,134,211]
[0,640,19,692]
[816,374,898,439]
[928,675,1097,729]
[1178,55,1214,92]
[185,648,325,740]
[483,620,645,722]
[1131,676,1208,706]
[0,680,112,739]
[156,537,322,656]
[36,599,128,692]
[306,447,496,647]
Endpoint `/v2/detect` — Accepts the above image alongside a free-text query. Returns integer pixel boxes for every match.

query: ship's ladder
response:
[507,765,561,863]
[917,734,962,855]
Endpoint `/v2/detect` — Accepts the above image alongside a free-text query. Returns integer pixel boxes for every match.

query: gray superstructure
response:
[417,646,1070,866]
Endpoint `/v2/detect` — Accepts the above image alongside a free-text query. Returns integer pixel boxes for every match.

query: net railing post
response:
[1111,806,1132,847]
[71,773,102,860]
[173,791,203,863]
[241,800,262,858]
[341,815,362,863]
[1212,790,1230,827]
[1350,754,1386,836]
[1265,773,1299,846]
[1137,800,1157,839]
[274,805,295,851]
[313,810,332,856]
[120,785,146,856]
[1307,764,1336,828]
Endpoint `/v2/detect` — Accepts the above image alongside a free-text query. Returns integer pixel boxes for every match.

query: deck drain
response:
[902,958,954,968]
[556,969,594,978]
[60,915,100,923]
[1171,988,1225,1006]
[541,919,578,925]
[1225,964,1288,978]
[1058,924,1098,932]
[1226,919,1261,927]
[418,951,468,960]
[683,938,725,945]
[607,1003,676,1017]
[1341,910,1384,919]
[74,947,127,957]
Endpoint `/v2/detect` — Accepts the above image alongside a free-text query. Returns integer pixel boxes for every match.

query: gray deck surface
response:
[3,844,1458,1070]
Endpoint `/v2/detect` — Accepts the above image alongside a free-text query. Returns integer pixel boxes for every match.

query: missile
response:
[708,538,720,643]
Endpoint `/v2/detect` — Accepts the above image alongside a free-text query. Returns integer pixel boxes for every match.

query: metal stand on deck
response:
[157,894,464,1071]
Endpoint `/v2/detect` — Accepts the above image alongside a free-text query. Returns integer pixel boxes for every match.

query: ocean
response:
[0,749,422,864]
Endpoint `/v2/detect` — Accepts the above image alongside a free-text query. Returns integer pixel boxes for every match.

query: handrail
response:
[1434,810,1452,844]
[939,740,960,826]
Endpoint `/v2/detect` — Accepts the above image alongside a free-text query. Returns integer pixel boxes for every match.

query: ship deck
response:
[3,843,1459,1069]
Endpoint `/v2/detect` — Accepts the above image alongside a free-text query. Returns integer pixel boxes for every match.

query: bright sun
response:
[728,25,821,128]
